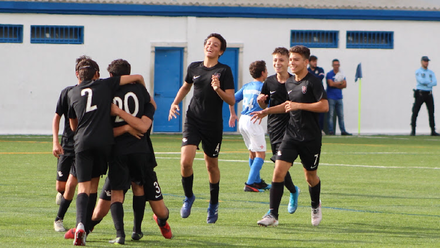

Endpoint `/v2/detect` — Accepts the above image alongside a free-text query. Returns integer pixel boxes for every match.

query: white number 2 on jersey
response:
[81,88,97,113]
[113,92,140,123]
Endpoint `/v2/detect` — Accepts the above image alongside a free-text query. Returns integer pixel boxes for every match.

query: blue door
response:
[219,48,239,132]
[153,47,184,132]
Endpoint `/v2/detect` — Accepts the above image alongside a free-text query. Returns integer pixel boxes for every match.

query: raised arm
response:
[120,74,146,87]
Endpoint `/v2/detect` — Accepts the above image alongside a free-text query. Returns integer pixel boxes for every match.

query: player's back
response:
[113,83,154,155]
[68,77,120,152]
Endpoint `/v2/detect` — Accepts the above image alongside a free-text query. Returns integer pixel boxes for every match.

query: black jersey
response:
[68,77,120,153]
[260,74,292,144]
[55,85,75,155]
[185,61,235,124]
[112,83,155,155]
[284,72,327,143]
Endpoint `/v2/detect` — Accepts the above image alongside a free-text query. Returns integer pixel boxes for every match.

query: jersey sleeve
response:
[143,102,155,121]
[221,66,235,90]
[260,82,270,104]
[234,86,244,103]
[184,63,195,84]
[312,79,327,101]
[55,88,67,116]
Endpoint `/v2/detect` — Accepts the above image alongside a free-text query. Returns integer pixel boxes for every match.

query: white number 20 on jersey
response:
[113,92,140,123]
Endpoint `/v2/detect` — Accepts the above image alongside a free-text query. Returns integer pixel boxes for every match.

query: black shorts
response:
[276,140,322,171]
[56,155,75,182]
[75,147,110,183]
[182,116,223,158]
[99,177,112,201]
[270,142,281,163]
[108,153,154,191]
[144,167,163,201]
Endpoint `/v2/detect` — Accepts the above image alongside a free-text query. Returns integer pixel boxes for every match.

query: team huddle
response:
[52,33,328,246]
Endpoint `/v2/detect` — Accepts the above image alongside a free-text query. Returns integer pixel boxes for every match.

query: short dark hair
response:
[332,59,340,64]
[249,60,266,79]
[309,55,318,61]
[272,47,289,57]
[75,55,91,72]
[204,33,227,53]
[289,45,310,60]
[107,59,131,76]
[77,58,99,81]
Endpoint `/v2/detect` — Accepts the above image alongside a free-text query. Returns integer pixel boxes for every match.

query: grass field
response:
[0,134,439,247]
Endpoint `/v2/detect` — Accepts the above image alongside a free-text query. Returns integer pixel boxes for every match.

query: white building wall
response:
[1,13,438,135]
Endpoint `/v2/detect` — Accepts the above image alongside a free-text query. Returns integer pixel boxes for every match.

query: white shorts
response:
[238,115,266,152]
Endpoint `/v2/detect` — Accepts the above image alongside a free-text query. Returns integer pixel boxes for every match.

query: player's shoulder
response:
[189,61,203,68]
[265,75,278,84]
[216,62,232,70]
[306,72,322,84]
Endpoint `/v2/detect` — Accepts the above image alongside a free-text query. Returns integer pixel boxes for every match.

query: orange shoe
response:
[153,214,173,239]
[64,228,76,239]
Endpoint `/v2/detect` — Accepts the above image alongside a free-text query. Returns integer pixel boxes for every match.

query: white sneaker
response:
[311,201,322,226]
[54,219,66,232]
[56,192,62,205]
[257,212,278,227]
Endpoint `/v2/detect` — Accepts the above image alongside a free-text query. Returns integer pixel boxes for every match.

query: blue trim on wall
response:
[1,1,440,21]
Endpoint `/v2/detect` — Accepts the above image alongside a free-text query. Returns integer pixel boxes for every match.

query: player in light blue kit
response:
[229,60,270,192]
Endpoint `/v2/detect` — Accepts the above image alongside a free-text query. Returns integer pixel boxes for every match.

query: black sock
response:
[76,193,89,226]
[85,193,97,233]
[89,219,102,232]
[181,174,194,198]
[209,182,220,205]
[132,195,145,233]
[55,196,72,221]
[284,172,296,193]
[111,202,125,238]
[269,182,284,219]
[60,191,65,196]
[157,208,169,227]
[309,181,321,208]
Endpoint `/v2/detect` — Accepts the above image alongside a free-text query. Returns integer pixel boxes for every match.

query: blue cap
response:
[421,56,430,61]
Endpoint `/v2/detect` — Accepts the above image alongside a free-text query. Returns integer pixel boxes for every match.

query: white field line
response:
[155,153,440,170]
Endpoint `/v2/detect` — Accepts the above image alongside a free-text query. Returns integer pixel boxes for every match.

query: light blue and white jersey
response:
[415,67,437,91]
[235,81,263,116]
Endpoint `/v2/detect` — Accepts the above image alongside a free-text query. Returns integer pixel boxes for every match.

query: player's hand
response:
[127,126,144,139]
[285,101,300,112]
[168,104,180,120]
[257,94,268,106]
[211,73,220,91]
[250,110,268,124]
[52,143,64,158]
[229,114,238,128]
[110,103,122,116]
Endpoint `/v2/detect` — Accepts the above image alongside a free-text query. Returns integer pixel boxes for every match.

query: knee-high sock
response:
[309,181,321,208]
[132,195,145,233]
[76,193,89,227]
[85,193,97,234]
[181,174,194,198]
[284,171,297,193]
[246,157,264,184]
[209,182,220,205]
[269,182,284,218]
[55,195,72,221]
[111,202,125,238]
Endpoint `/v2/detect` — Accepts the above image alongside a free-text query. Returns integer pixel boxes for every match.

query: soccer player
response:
[168,33,235,224]
[52,55,89,232]
[229,60,270,192]
[253,45,328,227]
[107,59,172,244]
[67,57,146,246]
[256,47,300,214]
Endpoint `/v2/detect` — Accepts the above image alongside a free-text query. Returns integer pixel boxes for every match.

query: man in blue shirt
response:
[411,56,439,136]
[326,59,351,135]
[229,60,270,192]
[308,55,325,134]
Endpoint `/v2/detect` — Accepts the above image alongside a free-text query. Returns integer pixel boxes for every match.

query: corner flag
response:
[355,63,362,135]
[355,63,362,82]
